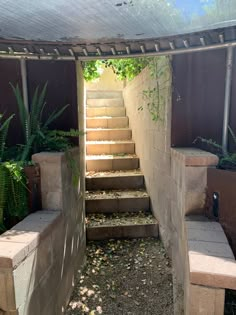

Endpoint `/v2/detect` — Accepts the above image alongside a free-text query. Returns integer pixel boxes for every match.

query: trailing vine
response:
[82,58,148,82]
[82,57,172,122]
[139,56,172,122]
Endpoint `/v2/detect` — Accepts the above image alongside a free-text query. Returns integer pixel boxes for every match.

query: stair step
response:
[86,128,132,141]
[86,154,139,171]
[86,212,159,240]
[87,90,123,99]
[87,107,126,118]
[85,190,149,213]
[86,140,135,155]
[87,98,123,107]
[86,170,144,190]
[86,117,129,128]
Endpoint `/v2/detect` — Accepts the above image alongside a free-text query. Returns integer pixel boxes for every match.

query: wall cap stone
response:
[171,147,219,166]
[32,147,80,164]
[0,210,61,269]
[186,216,236,290]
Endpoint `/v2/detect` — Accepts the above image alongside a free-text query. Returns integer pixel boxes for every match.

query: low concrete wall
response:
[123,56,172,249]
[0,149,86,315]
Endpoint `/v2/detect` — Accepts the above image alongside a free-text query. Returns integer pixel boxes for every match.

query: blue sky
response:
[175,0,214,16]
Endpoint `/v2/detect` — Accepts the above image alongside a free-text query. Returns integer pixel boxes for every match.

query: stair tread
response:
[86,169,142,178]
[86,212,157,228]
[86,154,138,160]
[86,128,131,131]
[86,140,134,144]
[86,189,149,200]
[87,116,127,120]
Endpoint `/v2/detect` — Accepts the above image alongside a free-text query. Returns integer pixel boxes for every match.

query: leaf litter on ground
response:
[66,238,173,315]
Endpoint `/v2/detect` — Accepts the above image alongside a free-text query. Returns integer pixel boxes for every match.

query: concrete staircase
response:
[85,90,159,240]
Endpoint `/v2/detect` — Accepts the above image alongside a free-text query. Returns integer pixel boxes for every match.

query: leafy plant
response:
[103,58,149,81]
[194,126,236,169]
[82,61,104,82]
[10,82,71,161]
[139,56,172,122]
[82,58,148,82]
[0,114,14,161]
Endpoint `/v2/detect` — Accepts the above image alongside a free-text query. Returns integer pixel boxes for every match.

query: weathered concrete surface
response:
[185,218,236,314]
[0,148,86,315]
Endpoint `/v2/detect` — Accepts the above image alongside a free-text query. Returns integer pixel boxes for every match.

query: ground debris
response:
[66,238,173,315]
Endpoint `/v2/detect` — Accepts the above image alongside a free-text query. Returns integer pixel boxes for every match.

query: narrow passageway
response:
[66,238,173,315]
[85,89,158,239]
[66,79,173,314]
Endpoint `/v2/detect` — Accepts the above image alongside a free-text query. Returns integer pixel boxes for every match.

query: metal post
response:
[20,57,29,113]
[222,46,234,155]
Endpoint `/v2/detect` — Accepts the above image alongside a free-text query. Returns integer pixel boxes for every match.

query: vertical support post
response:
[20,57,29,113]
[222,46,234,154]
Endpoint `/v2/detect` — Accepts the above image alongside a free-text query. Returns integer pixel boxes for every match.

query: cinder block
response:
[0,270,15,310]
[186,284,225,315]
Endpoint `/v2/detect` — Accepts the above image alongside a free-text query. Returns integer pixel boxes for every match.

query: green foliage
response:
[82,60,103,82]
[82,58,148,82]
[0,114,14,162]
[0,162,28,232]
[194,126,236,169]
[0,164,8,231]
[139,56,171,122]
[103,58,149,81]
[10,82,72,161]
[83,57,171,122]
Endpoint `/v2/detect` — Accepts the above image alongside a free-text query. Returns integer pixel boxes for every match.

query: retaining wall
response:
[122,59,228,314]
[0,148,86,315]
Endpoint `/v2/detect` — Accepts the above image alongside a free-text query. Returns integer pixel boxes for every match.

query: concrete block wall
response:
[123,60,221,314]
[0,148,86,315]
[123,56,172,249]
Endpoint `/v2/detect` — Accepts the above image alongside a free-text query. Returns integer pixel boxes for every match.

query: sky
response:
[175,0,214,16]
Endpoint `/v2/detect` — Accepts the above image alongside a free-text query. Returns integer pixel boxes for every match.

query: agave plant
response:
[10,82,70,161]
[0,114,14,161]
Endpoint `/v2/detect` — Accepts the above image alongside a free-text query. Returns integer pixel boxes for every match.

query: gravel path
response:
[66,238,173,315]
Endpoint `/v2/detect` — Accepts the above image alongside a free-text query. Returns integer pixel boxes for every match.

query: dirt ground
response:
[66,238,173,315]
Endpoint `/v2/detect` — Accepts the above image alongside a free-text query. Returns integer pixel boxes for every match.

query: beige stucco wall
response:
[85,65,124,91]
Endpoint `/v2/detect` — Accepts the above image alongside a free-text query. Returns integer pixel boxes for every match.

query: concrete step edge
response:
[86,223,159,240]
